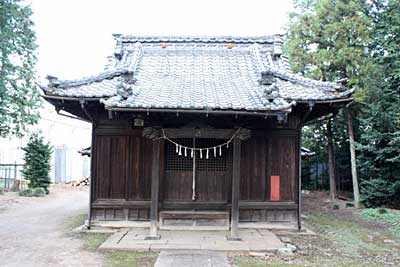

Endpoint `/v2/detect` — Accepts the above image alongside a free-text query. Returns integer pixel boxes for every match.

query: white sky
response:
[31,0,293,80]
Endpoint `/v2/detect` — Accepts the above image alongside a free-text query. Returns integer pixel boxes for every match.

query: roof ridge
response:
[46,44,144,89]
[249,44,340,91]
[46,68,129,89]
[112,34,284,44]
[263,66,342,90]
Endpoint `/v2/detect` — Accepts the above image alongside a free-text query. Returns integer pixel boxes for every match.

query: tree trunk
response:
[347,109,360,208]
[327,119,337,199]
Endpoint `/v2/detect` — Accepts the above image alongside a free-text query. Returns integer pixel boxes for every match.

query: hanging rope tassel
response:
[206,148,209,159]
[192,177,196,200]
[191,148,193,158]
[219,145,222,156]
[176,143,179,153]
[227,142,229,148]
[178,145,182,156]
[184,147,187,157]
[200,149,203,159]
[214,147,217,157]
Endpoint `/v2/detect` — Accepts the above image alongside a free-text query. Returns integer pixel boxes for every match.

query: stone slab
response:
[154,250,230,267]
[100,228,285,253]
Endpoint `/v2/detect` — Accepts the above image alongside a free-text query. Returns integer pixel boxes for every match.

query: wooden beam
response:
[92,200,297,210]
[146,139,161,240]
[143,127,237,139]
[229,138,242,240]
[95,128,143,136]
[143,127,252,140]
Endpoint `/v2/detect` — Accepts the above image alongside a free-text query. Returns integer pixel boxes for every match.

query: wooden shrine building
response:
[41,35,353,239]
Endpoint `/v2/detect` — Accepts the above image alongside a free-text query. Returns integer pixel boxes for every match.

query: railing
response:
[0,163,25,190]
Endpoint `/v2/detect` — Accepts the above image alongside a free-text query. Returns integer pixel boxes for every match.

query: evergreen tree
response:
[0,0,41,137]
[286,0,373,204]
[22,132,52,194]
[358,0,400,207]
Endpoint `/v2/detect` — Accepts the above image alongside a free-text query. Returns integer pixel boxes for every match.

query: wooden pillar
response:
[146,139,161,240]
[297,131,302,230]
[229,137,242,240]
[87,123,96,229]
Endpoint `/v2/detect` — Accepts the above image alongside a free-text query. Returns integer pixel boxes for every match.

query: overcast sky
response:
[31,0,293,80]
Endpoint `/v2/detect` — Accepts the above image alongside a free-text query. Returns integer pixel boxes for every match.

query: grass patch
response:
[105,251,158,267]
[81,233,110,250]
[362,208,400,223]
[306,214,389,254]
[63,214,157,266]
[64,213,87,230]
[232,256,302,267]
[232,255,385,267]
[63,213,110,250]
[362,208,400,237]
[336,262,384,267]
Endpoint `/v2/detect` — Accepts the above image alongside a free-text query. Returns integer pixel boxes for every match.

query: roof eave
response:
[296,97,354,104]
[104,106,292,117]
[41,93,103,102]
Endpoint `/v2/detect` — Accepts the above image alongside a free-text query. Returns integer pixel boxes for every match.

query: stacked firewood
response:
[71,177,90,187]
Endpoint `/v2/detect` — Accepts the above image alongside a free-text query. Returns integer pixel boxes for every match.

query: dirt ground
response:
[296,191,400,266]
[232,191,400,267]
[0,184,104,267]
[2,187,400,267]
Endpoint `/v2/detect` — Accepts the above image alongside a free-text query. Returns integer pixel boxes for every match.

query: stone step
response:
[159,211,230,231]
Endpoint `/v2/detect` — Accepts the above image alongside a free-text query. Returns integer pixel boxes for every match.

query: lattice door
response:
[164,138,232,202]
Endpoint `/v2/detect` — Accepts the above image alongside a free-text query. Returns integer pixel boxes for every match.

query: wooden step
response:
[159,211,230,231]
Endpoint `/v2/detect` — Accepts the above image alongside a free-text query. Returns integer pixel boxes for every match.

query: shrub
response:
[377,208,388,214]
[18,188,33,197]
[21,132,52,194]
[345,202,354,208]
[332,204,340,210]
[360,179,394,208]
[0,188,4,195]
[362,208,380,219]
[391,181,400,206]
[31,187,46,197]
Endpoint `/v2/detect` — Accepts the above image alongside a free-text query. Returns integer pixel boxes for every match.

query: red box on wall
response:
[270,175,280,201]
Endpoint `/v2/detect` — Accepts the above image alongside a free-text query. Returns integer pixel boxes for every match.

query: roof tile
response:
[42,35,353,112]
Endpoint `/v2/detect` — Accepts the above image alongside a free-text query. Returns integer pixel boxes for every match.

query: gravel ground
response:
[0,185,104,267]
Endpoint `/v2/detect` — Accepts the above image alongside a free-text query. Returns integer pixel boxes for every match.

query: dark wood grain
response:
[230,138,242,239]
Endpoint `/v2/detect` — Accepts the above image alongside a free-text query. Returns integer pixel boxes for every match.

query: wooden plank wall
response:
[91,124,300,223]
[239,130,299,223]
[93,131,155,201]
[240,131,299,202]
[240,136,268,201]
[92,127,157,221]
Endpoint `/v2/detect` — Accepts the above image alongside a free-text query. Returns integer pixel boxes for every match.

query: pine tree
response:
[22,132,52,194]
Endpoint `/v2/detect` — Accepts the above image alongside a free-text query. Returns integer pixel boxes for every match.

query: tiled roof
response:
[42,34,353,113]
